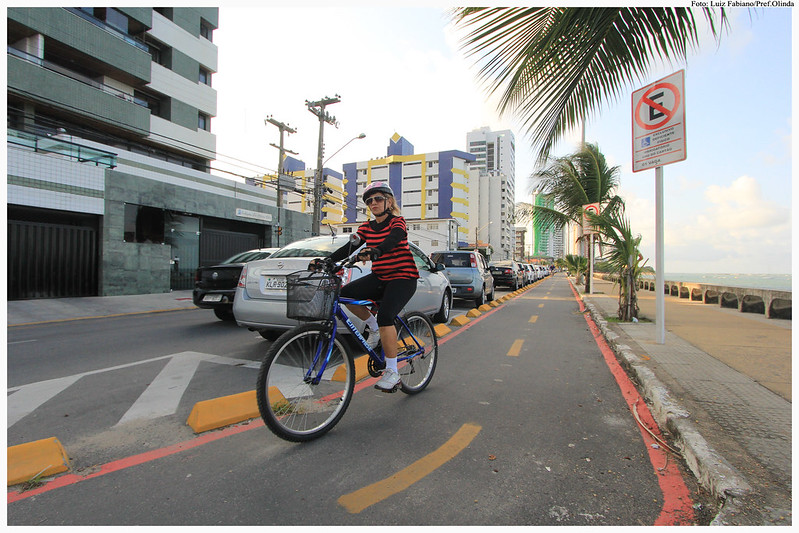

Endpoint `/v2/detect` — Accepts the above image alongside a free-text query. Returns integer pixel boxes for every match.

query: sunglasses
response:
[365,196,387,205]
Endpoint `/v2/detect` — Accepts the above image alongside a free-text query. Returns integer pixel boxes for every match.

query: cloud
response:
[626,175,791,273]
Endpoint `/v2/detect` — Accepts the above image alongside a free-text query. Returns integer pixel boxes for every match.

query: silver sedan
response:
[233,235,452,340]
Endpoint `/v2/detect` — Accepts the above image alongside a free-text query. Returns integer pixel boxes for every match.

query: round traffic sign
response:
[634,82,681,131]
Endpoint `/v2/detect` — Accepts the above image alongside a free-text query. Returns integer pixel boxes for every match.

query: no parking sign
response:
[632,70,686,172]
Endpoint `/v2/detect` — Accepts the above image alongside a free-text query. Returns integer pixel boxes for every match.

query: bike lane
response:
[8,275,698,525]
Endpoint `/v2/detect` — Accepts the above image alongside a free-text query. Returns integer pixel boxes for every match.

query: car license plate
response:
[261,276,287,292]
[202,294,223,302]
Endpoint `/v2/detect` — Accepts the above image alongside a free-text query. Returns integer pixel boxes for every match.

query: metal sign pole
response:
[655,165,665,344]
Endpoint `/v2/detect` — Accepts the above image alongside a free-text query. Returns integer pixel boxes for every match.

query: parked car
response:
[193,248,279,321]
[233,235,452,341]
[489,260,525,290]
[430,250,494,307]
[521,263,535,285]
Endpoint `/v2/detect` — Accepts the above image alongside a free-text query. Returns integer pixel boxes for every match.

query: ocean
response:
[640,273,792,292]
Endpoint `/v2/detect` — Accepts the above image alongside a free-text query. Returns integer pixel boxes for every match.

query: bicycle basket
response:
[285,271,341,321]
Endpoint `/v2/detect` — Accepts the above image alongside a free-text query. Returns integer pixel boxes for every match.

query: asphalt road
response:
[7,276,710,525]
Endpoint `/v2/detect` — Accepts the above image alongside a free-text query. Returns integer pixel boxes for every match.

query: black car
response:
[193,248,279,320]
[489,260,525,291]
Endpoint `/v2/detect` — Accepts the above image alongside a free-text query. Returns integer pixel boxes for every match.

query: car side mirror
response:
[434,263,446,272]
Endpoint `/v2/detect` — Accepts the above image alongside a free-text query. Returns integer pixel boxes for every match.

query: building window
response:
[199,68,211,86]
[198,112,210,131]
[343,227,353,233]
[431,240,439,247]
[124,204,164,243]
[200,20,214,41]
[412,224,421,231]
[427,223,439,230]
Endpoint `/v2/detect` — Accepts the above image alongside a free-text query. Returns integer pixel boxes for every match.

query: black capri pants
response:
[340,273,418,327]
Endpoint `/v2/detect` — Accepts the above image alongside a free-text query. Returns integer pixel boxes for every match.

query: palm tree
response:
[450,7,729,163]
[562,254,588,283]
[519,142,624,292]
[585,205,646,321]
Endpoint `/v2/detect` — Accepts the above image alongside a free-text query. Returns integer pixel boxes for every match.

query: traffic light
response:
[277,226,283,236]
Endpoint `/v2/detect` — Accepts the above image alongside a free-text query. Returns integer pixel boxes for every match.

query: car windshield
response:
[269,236,349,258]
[222,250,274,263]
[431,253,472,268]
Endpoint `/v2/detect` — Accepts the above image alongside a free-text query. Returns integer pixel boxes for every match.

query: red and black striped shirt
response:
[356,215,419,281]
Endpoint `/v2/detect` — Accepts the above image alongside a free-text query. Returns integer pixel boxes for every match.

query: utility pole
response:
[265,116,297,247]
[306,95,340,236]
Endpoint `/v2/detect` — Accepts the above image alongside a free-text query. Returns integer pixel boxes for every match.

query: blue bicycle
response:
[255,255,438,442]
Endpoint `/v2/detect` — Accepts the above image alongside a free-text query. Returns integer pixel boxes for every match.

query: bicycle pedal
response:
[375,382,401,393]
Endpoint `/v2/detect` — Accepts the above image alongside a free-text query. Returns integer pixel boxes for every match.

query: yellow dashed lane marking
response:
[538,303,545,308]
[507,339,524,357]
[338,423,482,513]
[529,315,539,323]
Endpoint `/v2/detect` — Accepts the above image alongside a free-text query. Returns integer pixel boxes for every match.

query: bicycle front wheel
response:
[395,311,438,394]
[256,324,355,442]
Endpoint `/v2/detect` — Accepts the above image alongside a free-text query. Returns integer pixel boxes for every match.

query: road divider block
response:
[7,437,70,486]
[478,304,492,312]
[187,390,259,433]
[449,315,470,327]
[434,324,451,337]
[489,301,499,307]
[466,309,482,318]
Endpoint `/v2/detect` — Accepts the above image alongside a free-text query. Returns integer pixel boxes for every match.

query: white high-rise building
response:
[466,127,516,260]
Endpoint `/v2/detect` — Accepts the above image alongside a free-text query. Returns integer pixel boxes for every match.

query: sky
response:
[211,4,793,275]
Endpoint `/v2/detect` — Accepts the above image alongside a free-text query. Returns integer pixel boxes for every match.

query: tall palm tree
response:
[519,142,624,291]
[450,7,729,163]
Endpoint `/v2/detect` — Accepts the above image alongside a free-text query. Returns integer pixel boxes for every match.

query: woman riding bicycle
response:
[311,182,419,392]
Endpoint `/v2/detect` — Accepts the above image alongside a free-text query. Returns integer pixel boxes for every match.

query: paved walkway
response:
[581,276,791,526]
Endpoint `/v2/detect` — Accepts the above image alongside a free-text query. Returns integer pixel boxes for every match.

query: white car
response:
[233,235,453,340]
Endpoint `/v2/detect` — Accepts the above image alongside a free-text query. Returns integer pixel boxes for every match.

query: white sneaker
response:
[365,325,381,351]
[375,368,401,392]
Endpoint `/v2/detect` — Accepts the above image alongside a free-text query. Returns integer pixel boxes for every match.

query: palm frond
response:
[451,7,729,163]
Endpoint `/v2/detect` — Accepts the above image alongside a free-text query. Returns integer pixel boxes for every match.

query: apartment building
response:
[466,127,516,260]
[341,133,474,242]
[7,7,306,299]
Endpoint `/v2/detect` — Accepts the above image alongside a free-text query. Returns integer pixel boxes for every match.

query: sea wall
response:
[598,274,791,320]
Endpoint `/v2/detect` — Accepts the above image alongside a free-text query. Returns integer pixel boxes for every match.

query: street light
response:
[323,133,366,166]
[474,221,493,249]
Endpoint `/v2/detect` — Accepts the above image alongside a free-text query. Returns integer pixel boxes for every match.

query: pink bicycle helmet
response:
[362,181,394,202]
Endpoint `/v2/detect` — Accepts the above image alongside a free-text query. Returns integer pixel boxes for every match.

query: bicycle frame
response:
[303,294,425,386]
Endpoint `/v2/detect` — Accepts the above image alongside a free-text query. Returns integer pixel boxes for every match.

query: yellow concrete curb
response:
[434,323,451,337]
[478,304,492,312]
[187,390,259,433]
[7,437,70,486]
[450,315,471,326]
[466,308,482,318]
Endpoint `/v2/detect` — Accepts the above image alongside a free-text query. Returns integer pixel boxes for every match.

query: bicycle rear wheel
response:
[395,311,438,394]
[256,324,355,442]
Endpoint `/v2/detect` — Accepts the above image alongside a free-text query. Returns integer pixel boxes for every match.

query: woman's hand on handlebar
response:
[308,258,331,272]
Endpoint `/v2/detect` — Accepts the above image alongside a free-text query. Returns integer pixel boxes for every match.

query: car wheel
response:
[213,307,235,321]
[433,290,451,323]
[258,329,282,341]
[474,287,486,308]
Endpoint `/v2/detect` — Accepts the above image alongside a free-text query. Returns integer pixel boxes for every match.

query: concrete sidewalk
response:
[580,276,791,526]
[6,290,197,326]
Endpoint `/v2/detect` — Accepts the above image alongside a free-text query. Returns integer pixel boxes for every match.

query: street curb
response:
[575,286,753,524]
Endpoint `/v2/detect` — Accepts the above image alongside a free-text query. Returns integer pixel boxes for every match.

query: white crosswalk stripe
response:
[7,352,261,429]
